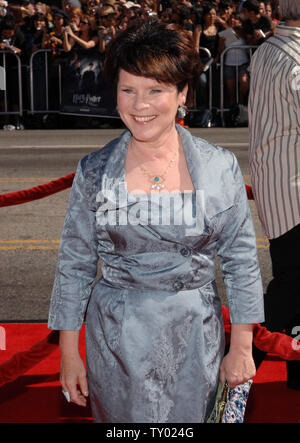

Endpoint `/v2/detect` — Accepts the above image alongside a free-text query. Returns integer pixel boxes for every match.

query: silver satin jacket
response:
[48,124,264,423]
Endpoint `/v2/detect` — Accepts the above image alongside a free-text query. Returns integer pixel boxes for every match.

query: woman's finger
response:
[78,372,89,398]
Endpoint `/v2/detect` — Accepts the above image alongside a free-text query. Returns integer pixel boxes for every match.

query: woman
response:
[96,5,117,54]
[26,12,48,53]
[194,3,224,61]
[63,14,98,52]
[26,13,49,112]
[43,9,68,54]
[48,19,264,423]
[218,13,250,107]
[193,3,224,110]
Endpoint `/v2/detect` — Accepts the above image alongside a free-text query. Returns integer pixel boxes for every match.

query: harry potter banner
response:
[60,49,117,117]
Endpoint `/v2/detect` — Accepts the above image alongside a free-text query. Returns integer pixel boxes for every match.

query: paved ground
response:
[0,127,271,321]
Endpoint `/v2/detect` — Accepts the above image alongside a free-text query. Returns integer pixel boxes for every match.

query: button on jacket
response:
[48,124,264,423]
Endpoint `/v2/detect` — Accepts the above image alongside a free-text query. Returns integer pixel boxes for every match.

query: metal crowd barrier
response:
[199,46,213,112]
[219,45,258,127]
[29,48,61,115]
[1,45,259,126]
[0,50,23,118]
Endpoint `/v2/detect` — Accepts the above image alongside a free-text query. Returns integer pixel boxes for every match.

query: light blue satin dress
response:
[48,124,264,423]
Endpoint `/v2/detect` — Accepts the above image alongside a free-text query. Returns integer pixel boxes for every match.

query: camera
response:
[146,10,157,16]
[1,39,18,54]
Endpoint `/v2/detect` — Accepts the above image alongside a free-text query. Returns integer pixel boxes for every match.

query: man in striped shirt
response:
[248,0,300,389]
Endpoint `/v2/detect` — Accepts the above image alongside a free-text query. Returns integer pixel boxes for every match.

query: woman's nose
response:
[133,93,150,111]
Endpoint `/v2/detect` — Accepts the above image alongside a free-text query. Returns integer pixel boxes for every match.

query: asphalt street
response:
[0,127,272,321]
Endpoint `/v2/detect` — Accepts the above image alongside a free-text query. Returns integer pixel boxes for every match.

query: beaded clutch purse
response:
[207,379,253,423]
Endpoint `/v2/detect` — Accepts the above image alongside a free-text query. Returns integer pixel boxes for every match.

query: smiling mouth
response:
[133,115,157,122]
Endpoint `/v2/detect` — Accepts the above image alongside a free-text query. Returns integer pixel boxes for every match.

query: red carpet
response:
[0,323,299,423]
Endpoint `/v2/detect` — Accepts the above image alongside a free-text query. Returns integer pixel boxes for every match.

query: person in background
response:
[0,13,26,129]
[25,12,49,113]
[264,1,272,19]
[258,1,265,15]
[27,11,48,53]
[248,0,300,390]
[264,0,277,28]
[97,5,116,54]
[242,0,273,45]
[62,0,82,15]
[43,9,68,54]
[42,9,69,113]
[218,12,249,106]
[218,0,233,28]
[68,6,82,33]
[63,13,98,52]
[271,0,281,22]
[194,2,224,112]
[0,0,8,17]
[20,0,36,19]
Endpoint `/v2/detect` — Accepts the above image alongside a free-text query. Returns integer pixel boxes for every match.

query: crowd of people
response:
[0,0,281,129]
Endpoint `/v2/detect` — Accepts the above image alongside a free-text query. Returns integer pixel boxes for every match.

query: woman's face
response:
[70,13,81,26]
[35,18,46,29]
[54,15,64,27]
[265,4,272,17]
[80,18,89,31]
[204,8,217,25]
[99,11,116,26]
[230,15,242,28]
[117,69,187,144]
[2,29,14,39]
[259,2,266,15]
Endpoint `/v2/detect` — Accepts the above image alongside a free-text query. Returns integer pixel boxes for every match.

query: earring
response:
[177,105,188,119]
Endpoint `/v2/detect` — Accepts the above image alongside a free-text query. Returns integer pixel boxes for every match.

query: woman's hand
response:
[59,330,88,407]
[60,352,89,406]
[65,25,75,37]
[219,348,256,388]
[219,323,256,388]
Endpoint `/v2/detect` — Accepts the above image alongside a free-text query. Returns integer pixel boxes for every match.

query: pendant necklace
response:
[130,138,178,191]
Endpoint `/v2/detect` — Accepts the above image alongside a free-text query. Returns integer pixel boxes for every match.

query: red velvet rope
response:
[0,174,254,207]
[0,173,75,207]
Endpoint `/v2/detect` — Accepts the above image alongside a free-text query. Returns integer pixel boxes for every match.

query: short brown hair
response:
[104,19,201,92]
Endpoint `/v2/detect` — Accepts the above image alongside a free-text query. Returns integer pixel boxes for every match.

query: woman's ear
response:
[180,83,189,106]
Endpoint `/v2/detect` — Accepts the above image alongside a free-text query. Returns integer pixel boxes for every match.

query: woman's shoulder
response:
[80,135,121,170]
[79,129,129,174]
[192,133,236,163]
[178,125,235,161]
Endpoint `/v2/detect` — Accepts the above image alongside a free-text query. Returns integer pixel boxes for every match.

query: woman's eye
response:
[150,89,161,94]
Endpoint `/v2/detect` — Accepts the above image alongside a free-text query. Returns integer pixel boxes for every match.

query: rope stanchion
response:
[0,173,75,208]
[0,173,255,208]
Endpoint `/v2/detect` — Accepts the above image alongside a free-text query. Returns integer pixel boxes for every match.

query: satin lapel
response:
[175,124,204,192]
[99,129,138,210]
[175,124,236,232]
